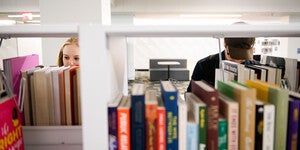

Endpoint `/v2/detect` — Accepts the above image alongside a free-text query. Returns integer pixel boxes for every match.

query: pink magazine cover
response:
[0,95,24,150]
[3,54,39,101]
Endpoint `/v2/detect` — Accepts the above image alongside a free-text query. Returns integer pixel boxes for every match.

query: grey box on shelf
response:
[149,59,189,81]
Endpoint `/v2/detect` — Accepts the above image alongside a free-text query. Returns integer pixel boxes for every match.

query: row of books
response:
[2,54,81,126]
[108,78,300,150]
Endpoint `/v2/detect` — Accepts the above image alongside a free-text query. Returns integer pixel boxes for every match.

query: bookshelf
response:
[1,24,300,150]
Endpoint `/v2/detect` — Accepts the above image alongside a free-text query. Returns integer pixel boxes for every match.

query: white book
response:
[222,60,245,83]
[178,95,187,150]
[261,100,275,150]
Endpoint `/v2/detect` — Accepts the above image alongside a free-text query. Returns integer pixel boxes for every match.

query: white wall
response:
[112,0,300,13]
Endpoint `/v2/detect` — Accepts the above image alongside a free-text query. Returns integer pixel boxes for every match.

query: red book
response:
[191,80,219,150]
[0,95,24,150]
[156,96,166,150]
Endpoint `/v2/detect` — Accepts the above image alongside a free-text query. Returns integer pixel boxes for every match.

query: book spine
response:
[178,99,187,150]
[108,106,118,150]
[226,102,239,150]
[145,102,158,150]
[118,108,131,150]
[218,118,227,150]
[187,123,198,150]
[263,104,275,150]
[157,106,166,150]
[198,105,207,150]
[130,95,145,150]
[255,103,264,150]
[161,90,178,150]
[286,100,300,150]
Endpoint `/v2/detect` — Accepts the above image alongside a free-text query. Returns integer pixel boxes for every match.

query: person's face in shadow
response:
[62,44,80,66]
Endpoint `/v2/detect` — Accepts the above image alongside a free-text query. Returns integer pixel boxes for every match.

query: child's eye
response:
[75,57,80,61]
[64,56,70,60]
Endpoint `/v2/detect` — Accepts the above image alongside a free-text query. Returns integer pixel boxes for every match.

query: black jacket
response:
[187,50,260,92]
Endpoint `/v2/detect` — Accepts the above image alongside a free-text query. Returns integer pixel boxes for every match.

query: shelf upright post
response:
[79,24,109,150]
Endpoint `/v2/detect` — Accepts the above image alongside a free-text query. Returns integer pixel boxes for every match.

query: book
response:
[218,115,227,150]
[178,94,187,150]
[0,95,25,150]
[20,66,43,126]
[157,96,166,150]
[214,68,235,88]
[185,92,206,150]
[130,83,146,150]
[160,80,178,150]
[217,80,256,150]
[245,79,289,150]
[221,60,246,83]
[254,100,276,150]
[219,93,239,150]
[191,80,219,150]
[3,54,39,103]
[286,98,300,150]
[33,67,51,125]
[186,110,198,150]
[117,95,131,150]
[107,93,123,150]
[245,65,267,82]
[255,100,264,150]
[261,101,275,150]
[145,90,158,150]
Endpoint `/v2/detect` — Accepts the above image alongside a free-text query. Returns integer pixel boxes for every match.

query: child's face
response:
[62,44,80,66]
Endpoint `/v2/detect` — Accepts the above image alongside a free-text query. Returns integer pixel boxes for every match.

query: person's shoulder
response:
[198,53,219,63]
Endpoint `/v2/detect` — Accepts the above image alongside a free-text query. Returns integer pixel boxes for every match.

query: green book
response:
[218,116,227,150]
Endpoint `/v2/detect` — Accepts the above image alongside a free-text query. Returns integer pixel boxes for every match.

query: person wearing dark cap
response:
[187,37,259,92]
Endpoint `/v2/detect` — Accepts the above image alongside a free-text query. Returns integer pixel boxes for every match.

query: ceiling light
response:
[179,14,242,18]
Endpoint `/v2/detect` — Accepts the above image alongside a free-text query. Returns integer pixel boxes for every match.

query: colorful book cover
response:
[3,54,39,102]
[219,93,239,150]
[246,79,289,150]
[130,83,146,150]
[191,80,219,150]
[0,95,24,150]
[145,90,158,150]
[185,92,206,150]
[107,94,123,150]
[217,80,256,150]
[286,99,300,150]
[117,96,131,150]
[157,96,166,150]
[218,115,227,150]
[160,80,178,150]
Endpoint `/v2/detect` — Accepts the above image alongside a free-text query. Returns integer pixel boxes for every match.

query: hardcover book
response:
[145,90,158,150]
[160,80,178,150]
[246,79,289,150]
[107,94,123,150]
[3,54,39,103]
[218,115,227,150]
[286,98,300,150]
[219,93,239,150]
[117,95,131,150]
[217,80,256,150]
[157,96,166,150]
[185,92,206,150]
[178,95,187,150]
[130,83,146,150]
[0,95,24,150]
[186,110,198,150]
[191,80,219,150]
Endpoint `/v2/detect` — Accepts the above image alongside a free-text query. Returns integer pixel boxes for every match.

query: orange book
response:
[156,96,166,150]
[145,90,158,150]
[117,96,131,150]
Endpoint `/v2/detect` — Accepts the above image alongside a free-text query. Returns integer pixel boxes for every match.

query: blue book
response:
[107,94,123,150]
[187,122,198,150]
[130,84,146,150]
[160,80,178,150]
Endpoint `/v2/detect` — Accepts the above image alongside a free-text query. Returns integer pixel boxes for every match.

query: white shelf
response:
[1,24,300,150]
